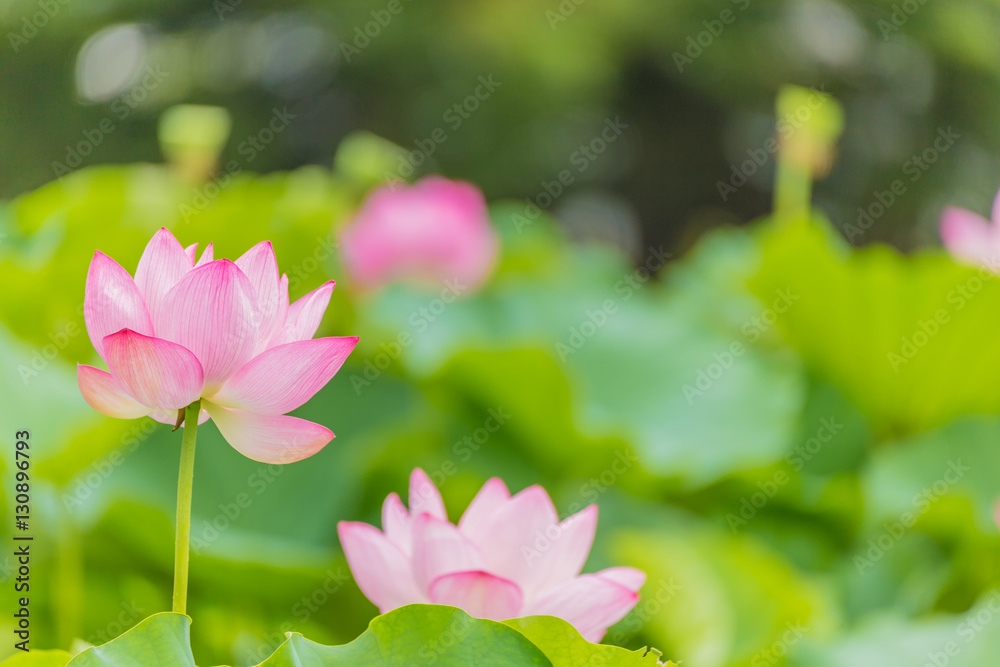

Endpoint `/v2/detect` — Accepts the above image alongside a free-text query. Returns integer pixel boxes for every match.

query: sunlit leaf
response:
[505,615,671,665]
[257,605,551,666]
[750,217,1000,435]
[66,613,194,667]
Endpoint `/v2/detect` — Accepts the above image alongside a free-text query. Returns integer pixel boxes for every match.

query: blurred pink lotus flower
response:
[338,469,645,642]
[78,228,358,464]
[940,189,1000,270]
[339,176,499,291]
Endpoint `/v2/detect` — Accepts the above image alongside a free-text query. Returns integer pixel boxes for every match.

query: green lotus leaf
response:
[505,615,672,666]
[66,613,195,667]
[749,215,1000,435]
[256,604,551,666]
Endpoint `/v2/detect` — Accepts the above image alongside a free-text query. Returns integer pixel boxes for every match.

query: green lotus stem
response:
[772,85,844,222]
[172,399,201,614]
[773,159,812,221]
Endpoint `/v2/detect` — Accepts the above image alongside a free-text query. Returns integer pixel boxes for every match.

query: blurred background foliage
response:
[3,0,1000,665]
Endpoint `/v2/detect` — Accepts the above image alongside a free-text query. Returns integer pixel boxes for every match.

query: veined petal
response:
[77,364,150,419]
[195,242,214,267]
[523,574,640,643]
[458,477,510,537]
[411,513,484,592]
[337,522,425,612]
[210,337,358,414]
[203,402,333,463]
[269,281,334,346]
[134,228,193,324]
[84,251,153,360]
[235,241,283,349]
[103,329,204,411]
[382,492,412,553]
[184,243,198,264]
[545,505,598,585]
[409,468,447,522]
[429,570,523,621]
[468,485,560,596]
[270,273,289,349]
[595,566,646,592]
[156,260,260,392]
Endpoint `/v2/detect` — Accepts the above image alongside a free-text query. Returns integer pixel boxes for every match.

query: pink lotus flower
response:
[940,189,1000,269]
[338,469,645,642]
[339,176,499,291]
[78,228,358,464]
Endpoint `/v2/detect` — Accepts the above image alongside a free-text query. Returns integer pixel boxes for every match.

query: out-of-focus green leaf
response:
[788,589,1000,667]
[505,615,671,665]
[359,219,804,487]
[0,327,99,470]
[849,416,1000,616]
[0,652,72,667]
[861,416,1000,531]
[257,605,551,666]
[67,613,194,667]
[333,132,408,191]
[750,217,1000,435]
[615,527,835,667]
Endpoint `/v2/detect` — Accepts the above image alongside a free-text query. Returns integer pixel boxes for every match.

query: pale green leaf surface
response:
[256,605,551,666]
[505,615,672,666]
[67,613,194,667]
